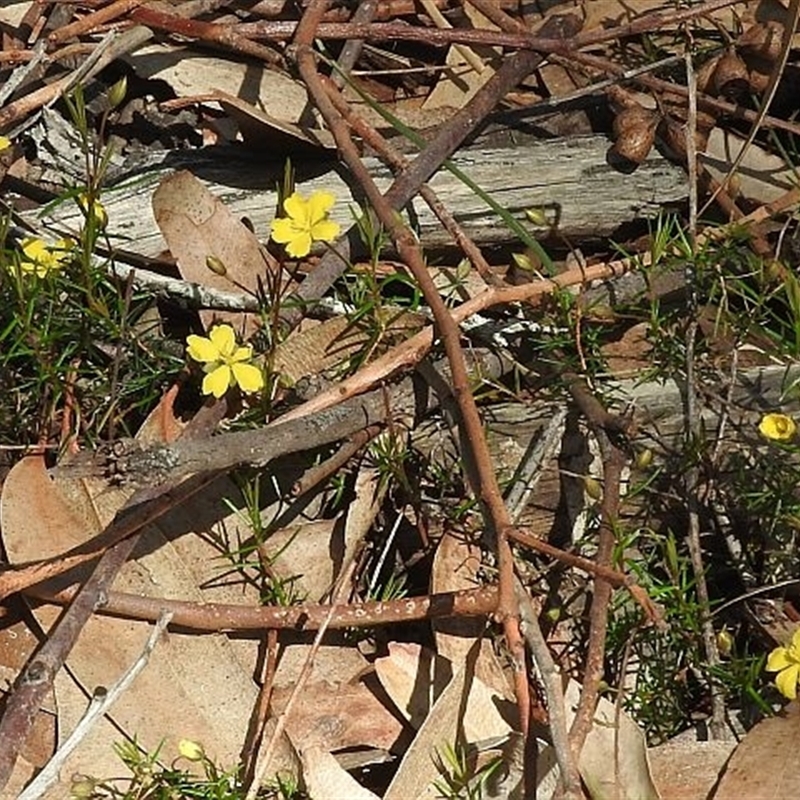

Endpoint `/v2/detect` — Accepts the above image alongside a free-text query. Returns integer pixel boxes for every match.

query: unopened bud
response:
[635,448,653,470]
[716,628,734,657]
[525,207,548,226]
[511,252,532,272]
[70,775,97,799]
[107,76,127,110]
[584,475,603,500]
[178,739,205,761]
[206,255,227,276]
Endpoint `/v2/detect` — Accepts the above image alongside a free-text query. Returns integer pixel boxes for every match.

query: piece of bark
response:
[26,135,688,258]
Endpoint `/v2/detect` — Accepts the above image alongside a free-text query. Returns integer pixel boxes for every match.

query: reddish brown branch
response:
[0,536,140,793]
[567,441,627,757]
[26,583,500,630]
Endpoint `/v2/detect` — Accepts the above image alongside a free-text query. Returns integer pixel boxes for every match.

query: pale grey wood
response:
[24,134,688,259]
[414,363,800,527]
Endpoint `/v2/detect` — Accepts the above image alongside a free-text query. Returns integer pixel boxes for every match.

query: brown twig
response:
[283,11,580,326]
[278,257,633,424]
[320,74,499,285]
[291,423,384,497]
[292,5,587,794]
[0,535,140,792]
[27,583,500,630]
[235,0,739,50]
[240,627,280,785]
[47,0,144,46]
[0,0,242,131]
[128,5,282,65]
[567,438,627,757]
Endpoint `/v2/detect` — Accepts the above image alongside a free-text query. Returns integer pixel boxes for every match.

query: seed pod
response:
[713,49,750,98]
[748,66,771,94]
[662,117,710,159]
[612,106,660,164]
[737,21,784,62]
[696,54,721,95]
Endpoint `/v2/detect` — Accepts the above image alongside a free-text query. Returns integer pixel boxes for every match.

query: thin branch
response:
[17,613,173,800]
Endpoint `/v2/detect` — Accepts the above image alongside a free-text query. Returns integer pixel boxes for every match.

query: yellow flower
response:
[77,192,108,228]
[759,413,797,442]
[0,136,11,152]
[767,627,800,699]
[18,237,72,277]
[177,738,205,761]
[186,323,264,399]
[270,190,340,258]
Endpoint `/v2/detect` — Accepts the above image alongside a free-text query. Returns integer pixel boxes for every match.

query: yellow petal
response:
[202,365,231,398]
[790,628,800,655]
[21,238,47,262]
[186,334,220,364]
[285,232,313,258]
[310,218,340,244]
[759,413,796,441]
[307,190,336,223]
[229,345,254,363]
[209,324,236,357]
[231,362,264,393]
[271,217,301,245]
[283,192,308,224]
[776,663,800,700]
[0,136,11,152]
[767,647,792,672]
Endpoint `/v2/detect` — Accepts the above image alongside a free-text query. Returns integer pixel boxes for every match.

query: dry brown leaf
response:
[216,93,335,152]
[124,45,315,125]
[711,702,800,798]
[701,127,796,204]
[272,679,406,754]
[563,680,660,800]
[648,736,736,800]
[430,531,512,701]
[300,745,380,800]
[0,386,282,788]
[383,639,518,800]
[272,317,370,388]
[152,170,272,335]
[601,322,653,377]
[1,456,261,765]
[423,2,502,112]
[374,641,512,742]
[272,644,407,755]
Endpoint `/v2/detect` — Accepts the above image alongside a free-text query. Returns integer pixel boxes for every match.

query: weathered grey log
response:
[24,133,688,260]
[415,363,800,532]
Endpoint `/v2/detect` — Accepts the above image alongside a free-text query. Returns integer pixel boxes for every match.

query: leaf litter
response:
[1,0,800,797]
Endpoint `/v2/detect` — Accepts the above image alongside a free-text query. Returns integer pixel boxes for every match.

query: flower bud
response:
[584,475,603,501]
[716,628,734,658]
[107,75,127,110]
[70,775,97,799]
[206,255,227,276]
[178,738,205,761]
